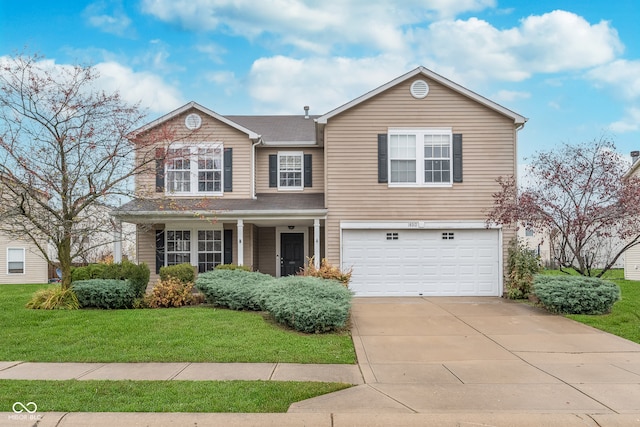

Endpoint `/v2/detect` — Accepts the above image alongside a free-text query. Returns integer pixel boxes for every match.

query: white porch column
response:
[237,219,244,266]
[313,219,320,269]
[113,219,123,263]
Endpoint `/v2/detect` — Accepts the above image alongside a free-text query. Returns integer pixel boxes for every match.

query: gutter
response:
[251,138,263,200]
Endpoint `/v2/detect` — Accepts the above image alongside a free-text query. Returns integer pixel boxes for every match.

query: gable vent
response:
[185,113,202,130]
[410,80,429,99]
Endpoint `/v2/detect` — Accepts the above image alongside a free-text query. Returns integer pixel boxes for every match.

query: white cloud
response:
[205,71,239,96]
[196,43,227,63]
[414,11,622,84]
[608,107,640,133]
[95,62,184,113]
[83,1,133,37]
[140,0,496,53]
[587,59,640,100]
[0,56,184,115]
[492,90,530,102]
[247,55,410,114]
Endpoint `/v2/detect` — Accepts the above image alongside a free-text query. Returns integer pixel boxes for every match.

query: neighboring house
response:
[517,226,553,267]
[0,177,49,284]
[0,233,48,284]
[113,66,527,296]
[623,152,640,279]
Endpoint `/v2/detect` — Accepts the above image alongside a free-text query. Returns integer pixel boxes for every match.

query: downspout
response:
[251,138,263,200]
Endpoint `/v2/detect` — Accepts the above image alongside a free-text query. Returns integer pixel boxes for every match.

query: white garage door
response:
[342,228,500,296]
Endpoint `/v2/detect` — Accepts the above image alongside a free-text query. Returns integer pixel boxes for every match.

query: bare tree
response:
[0,53,158,288]
[487,137,640,277]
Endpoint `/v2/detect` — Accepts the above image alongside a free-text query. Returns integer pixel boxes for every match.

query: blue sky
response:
[1,0,639,165]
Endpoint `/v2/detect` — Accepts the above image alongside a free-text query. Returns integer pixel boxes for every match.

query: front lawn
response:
[0,285,355,363]
[0,380,350,412]
[567,278,640,344]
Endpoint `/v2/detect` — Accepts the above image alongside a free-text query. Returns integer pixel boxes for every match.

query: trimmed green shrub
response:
[532,275,621,314]
[258,276,353,333]
[196,269,276,311]
[505,238,540,299]
[73,279,137,309]
[215,264,252,272]
[26,286,79,310]
[71,266,91,282]
[71,261,150,298]
[117,261,150,297]
[160,263,196,284]
[145,277,195,308]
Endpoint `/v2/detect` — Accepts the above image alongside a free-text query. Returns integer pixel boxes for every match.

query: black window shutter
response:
[223,229,233,265]
[269,154,277,188]
[378,134,388,183]
[155,148,165,192]
[453,134,463,183]
[224,148,233,192]
[304,154,312,187]
[155,228,165,274]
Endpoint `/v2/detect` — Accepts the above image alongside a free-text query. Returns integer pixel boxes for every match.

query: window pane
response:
[197,228,222,273]
[166,230,191,266]
[279,154,303,188]
[197,147,222,193]
[391,160,416,183]
[7,249,24,274]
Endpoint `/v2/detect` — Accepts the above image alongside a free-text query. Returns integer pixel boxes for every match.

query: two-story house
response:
[113,66,527,296]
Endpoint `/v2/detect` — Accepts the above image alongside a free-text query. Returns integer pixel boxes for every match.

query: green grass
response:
[566,278,640,344]
[0,380,350,412]
[0,285,355,363]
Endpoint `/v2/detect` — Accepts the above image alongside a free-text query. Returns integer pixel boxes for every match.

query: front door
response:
[281,233,305,276]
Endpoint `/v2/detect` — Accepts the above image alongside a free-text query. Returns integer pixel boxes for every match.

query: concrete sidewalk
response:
[3,411,640,426]
[0,361,363,384]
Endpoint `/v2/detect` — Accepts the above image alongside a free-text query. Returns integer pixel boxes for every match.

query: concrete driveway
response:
[290,297,640,420]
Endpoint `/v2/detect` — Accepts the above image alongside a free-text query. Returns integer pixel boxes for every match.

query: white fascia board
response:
[340,220,501,230]
[317,66,527,125]
[130,101,261,140]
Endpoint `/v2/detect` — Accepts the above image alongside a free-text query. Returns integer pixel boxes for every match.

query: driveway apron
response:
[289,297,640,415]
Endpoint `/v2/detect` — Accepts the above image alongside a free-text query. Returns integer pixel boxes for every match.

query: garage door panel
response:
[343,228,500,297]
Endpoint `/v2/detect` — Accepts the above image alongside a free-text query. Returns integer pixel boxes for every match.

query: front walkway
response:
[0,361,362,384]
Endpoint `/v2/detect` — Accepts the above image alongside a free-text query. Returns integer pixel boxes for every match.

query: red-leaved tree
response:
[487,137,640,277]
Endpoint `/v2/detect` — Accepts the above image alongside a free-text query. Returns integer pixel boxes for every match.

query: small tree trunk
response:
[58,239,73,290]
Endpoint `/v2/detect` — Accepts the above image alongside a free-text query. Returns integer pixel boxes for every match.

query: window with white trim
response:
[7,248,25,274]
[389,129,452,187]
[166,144,223,195]
[165,229,223,273]
[166,230,191,266]
[197,230,222,273]
[278,152,303,190]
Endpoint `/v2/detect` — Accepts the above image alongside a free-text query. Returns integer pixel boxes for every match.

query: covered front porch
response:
[111,194,327,282]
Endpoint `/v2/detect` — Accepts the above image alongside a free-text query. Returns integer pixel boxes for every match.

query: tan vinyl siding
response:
[137,225,159,286]
[134,108,253,199]
[257,227,276,276]
[323,77,518,276]
[0,234,48,284]
[255,147,324,194]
